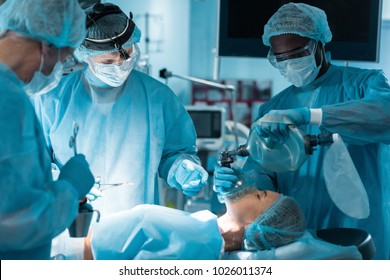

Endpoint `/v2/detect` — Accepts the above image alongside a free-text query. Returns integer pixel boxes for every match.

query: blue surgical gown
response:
[33,67,200,217]
[0,63,80,260]
[248,64,390,259]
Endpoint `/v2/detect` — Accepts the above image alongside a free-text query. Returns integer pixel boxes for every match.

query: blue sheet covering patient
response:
[87,205,224,260]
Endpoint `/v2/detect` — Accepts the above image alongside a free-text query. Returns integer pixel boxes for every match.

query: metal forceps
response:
[94,176,134,191]
[69,123,79,156]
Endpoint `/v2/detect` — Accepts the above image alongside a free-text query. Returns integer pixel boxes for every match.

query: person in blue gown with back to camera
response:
[0,0,95,260]
[33,2,208,219]
[213,2,390,259]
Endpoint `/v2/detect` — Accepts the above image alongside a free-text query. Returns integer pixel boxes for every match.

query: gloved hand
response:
[257,107,310,143]
[174,159,208,196]
[86,185,102,202]
[213,165,239,195]
[58,154,95,200]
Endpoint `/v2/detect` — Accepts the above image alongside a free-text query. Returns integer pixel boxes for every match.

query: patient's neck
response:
[225,190,280,225]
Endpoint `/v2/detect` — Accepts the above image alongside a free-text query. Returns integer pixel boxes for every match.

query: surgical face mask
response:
[24,52,64,96]
[88,44,140,87]
[268,40,322,87]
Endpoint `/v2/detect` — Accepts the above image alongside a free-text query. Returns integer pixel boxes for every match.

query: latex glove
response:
[174,160,208,196]
[213,165,239,195]
[257,107,310,143]
[86,186,102,202]
[58,154,95,200]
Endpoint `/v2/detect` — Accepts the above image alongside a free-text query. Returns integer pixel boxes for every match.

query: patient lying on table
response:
[82,185,306,260]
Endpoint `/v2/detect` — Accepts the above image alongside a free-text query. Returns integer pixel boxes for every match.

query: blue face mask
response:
[24,51,64,96]
[88,44,140,87]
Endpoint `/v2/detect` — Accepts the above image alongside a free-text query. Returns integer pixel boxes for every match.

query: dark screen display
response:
[219,0,381,61]
[188,111,222,139]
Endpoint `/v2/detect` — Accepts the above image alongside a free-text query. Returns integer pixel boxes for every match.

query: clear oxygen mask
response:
[217,170,258,203]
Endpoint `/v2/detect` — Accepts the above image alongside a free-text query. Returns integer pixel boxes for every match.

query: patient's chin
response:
[217,214,246,251]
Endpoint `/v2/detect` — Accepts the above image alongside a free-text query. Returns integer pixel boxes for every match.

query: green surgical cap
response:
[0,0,86,48]
[74,4,141,61]
[262,2,332,46]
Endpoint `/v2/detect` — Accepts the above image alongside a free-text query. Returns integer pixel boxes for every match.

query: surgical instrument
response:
[94,176,134,191]
[69,123,79,156]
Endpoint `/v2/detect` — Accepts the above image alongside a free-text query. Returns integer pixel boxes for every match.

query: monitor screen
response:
[189,111,222,139]
[186,106,226,151]
[218,0,382,62]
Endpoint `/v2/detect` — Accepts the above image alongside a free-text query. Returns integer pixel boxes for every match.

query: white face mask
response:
[277,50,322,88]
[89,45,140,87]
[24,53,64,96]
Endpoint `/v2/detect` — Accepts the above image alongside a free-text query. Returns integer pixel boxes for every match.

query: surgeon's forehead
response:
[95,46,133,59]
[269,34,310,54]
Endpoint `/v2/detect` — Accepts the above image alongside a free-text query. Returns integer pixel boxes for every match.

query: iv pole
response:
[159,68,240,148]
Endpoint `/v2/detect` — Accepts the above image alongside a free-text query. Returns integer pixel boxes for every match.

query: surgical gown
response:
[248,64,390,259]
[33,67,200,217]
[0,63,80,260]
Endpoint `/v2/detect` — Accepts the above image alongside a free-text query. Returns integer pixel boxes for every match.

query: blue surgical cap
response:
[262,2,332,46]
[0,0,86,48]
[75,4,141,61]
[243,195,306,251]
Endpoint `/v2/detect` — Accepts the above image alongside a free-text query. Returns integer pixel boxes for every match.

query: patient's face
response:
[217,189,280,251]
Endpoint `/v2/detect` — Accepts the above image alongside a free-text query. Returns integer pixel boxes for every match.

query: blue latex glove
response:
[86,186,103,202]
[174,160,208,196]
[257,107,310,143]
[213,165,239,195]
[58,154,95,200]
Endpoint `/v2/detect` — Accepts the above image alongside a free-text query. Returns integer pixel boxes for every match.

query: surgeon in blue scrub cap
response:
[214,2,390,259]
[33,2,208,220]
[0,0,95,260]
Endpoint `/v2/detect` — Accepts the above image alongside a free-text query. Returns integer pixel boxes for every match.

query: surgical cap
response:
[75,3,141,61]
[262,3,332,46]
[243,195,306,251]
[0,0,86,48]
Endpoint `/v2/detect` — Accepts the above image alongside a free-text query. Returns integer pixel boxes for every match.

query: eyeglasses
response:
[90,45,135,65]
[267,40,318,68]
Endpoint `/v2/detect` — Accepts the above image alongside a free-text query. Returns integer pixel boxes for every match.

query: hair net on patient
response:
[262,2,332,46]
[75,4,141,61]
[243,195,306,251]
[0,0,86,48]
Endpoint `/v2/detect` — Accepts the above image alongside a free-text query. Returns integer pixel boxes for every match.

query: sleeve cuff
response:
[310,108,322,126]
